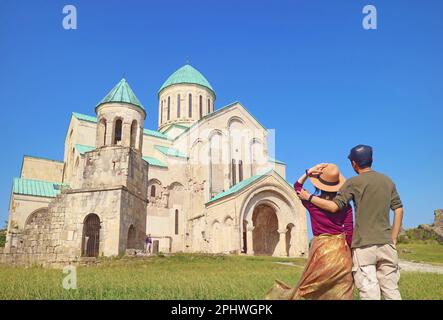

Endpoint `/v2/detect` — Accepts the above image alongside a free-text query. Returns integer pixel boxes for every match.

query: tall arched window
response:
[167,97,171,121]
[114,119,122,145]
[150,185,156,197]
[177,94,181,118]
[188,94,192,117]
[199,95,203,119]
[130,120,138,148]
[239,160,243,182]
[175,209,179,235]
[103,120,107,145]
[231,159,237,185]
[207,98,211,113]
[160,100,163,124]
[98,119,107,146]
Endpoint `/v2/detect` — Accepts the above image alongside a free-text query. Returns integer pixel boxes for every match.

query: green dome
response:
[97,78,144,110]
[158,64,215,96]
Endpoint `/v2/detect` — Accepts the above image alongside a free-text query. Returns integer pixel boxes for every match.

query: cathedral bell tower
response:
[77,78,149,256]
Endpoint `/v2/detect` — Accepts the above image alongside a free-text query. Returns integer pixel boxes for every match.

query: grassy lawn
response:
[397,241,443,265]
[0,254,442,300]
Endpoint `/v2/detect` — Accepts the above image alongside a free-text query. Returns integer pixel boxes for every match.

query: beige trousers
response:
[352,244,401,300]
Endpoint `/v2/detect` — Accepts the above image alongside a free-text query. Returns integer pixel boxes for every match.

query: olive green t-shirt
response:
[333,171,403,248]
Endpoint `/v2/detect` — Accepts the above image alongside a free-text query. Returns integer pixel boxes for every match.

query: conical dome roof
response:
[158,64,215,96]
[97,78,144,110]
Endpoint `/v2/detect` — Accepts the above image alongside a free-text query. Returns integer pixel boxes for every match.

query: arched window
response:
[150,185,156,197]
[231,159,237,185]
[177,94,181,118]
[207,98,211,113]
[188,94,192,117]
[175,209,179,235]
[167,97,171,121]
[103,120,107,145]
[239,160,243,182]
[199,95,203,119]
[130,120,137,148]
[114,119,122,145]
[98,119,107,146]
[74,157,80,172]
[160,100,163,124]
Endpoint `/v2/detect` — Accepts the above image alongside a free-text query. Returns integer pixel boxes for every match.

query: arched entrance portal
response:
[252,204,279,255]
[82,214,100,257]
[127,225,136,249]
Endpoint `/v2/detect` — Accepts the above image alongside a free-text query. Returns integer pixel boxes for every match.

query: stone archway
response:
[239,186,304,257]
[82,214,100,257]
[252,204,279,255]
[127,225,136,249]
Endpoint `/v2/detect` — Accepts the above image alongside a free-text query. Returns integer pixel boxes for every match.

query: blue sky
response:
[0,0,442,233]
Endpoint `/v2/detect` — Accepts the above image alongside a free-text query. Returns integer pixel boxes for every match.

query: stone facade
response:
[1,65,308,266]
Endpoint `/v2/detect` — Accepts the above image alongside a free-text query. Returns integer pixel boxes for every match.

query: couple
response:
[268,145,404,300]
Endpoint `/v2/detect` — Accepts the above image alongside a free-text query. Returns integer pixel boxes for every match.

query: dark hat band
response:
[317,176,339,186]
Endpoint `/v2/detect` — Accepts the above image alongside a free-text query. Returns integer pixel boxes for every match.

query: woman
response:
[267,163,354,300]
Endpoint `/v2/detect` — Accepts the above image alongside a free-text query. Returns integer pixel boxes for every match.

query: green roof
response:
[207,169,272,204]
[75,144,95,155]
[154,145,187,158]
[97,78,144,110]
[143,128,171,140]
[159,64,215,96]
[142,156,168,168]
[268,157,286,165]
[162,123,190,134]
[13,178,68,198]
[73,112,97,123]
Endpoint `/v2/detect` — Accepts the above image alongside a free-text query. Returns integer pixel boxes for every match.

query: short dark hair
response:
[348,145,373,168]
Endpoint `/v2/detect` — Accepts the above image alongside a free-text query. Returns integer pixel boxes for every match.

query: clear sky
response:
[0,0,442,234]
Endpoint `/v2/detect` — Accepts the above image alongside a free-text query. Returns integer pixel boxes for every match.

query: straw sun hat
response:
[309,163,346,192]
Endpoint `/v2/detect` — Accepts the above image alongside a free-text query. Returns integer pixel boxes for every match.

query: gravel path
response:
[398,260,443,274]
[274,260,443,274]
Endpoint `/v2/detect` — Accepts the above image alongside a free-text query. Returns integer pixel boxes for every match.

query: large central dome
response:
[158,64,215,96]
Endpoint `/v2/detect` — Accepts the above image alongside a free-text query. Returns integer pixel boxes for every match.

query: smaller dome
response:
[97,78,144,110]
[158,64,215,96]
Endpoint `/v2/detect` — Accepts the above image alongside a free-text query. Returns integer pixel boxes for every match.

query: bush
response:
[0,229,6,247]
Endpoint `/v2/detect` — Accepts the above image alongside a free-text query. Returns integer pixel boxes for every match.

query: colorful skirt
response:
[266,233,354,300]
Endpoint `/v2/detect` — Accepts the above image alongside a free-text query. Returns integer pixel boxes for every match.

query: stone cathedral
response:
[2,64,308,265]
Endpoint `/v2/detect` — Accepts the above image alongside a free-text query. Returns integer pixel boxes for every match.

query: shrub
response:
[0,228,6,247]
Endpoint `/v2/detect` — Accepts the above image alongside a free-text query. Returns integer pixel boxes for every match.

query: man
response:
[297,145,404,300]
[145,234,152,254]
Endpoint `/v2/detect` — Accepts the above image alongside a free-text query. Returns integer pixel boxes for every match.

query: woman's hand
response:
[307,163,328,176]
[297,188,311,201]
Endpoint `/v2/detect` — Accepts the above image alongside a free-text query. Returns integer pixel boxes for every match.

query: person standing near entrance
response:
[297,145,404,300]
[145,234,152,254]
[266,163,354,300]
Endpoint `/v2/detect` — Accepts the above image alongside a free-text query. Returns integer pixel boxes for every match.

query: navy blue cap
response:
[348,145,373,167]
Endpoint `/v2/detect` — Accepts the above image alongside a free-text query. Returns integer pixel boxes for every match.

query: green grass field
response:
[397,241,443,265]
[0,254,442,300]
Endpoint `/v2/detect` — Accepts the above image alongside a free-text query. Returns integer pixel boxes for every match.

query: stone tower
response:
[2,79,149,264]
[157,64,215,132]
[80,78,149,256]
